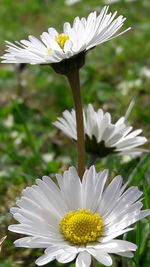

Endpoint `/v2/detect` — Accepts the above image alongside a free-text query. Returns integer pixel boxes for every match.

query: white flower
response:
[140,66,150,78]
[3,115,14,128]
[53,104,148,157]
[9,166,150,266]
[104,0,136,4]
[104,0,120,3]
[65,0,80,5]
[117,79,142,96]
[1,6,130,65]
[41,153,54,163]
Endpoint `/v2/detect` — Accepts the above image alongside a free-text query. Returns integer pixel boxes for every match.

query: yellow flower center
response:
[60,209,103,245]
[55,34,69,50]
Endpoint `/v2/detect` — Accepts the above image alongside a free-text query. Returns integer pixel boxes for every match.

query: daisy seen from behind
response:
[53,104,148,158]
[1,6,130,67]
[9,166,150,266]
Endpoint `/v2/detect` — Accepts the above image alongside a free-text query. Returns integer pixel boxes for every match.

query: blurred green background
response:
[0,0,150,266]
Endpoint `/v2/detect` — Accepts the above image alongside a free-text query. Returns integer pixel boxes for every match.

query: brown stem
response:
[66,70,85,180]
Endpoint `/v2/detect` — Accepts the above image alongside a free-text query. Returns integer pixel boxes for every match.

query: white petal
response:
[36,245,62,266]
[48,27,58,37]
[88,248,112,266]
[56,167,82,210]
[98,175,123,216]
[76,251,91,267]
[36,253,55,266]
[53,103,147,157]
[36,177,66,216]
[92,169,108,211]
[14,236,51,248]
[28,35,46,51]
[139,210,150,220]
[99,228,134,243]
[82,166,97,209]
[92,240,137,253]
[116,251,134,258]
[56,251,76,263]
[63,22,71,34]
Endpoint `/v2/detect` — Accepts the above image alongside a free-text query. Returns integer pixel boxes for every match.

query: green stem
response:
[143,185,150,224]
[132,258,140,267]
[135,221,140,267]
[23,121,38,157]
[66,70,85,180]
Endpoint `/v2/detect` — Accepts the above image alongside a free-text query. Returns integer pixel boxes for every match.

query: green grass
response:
[0,0,150,266]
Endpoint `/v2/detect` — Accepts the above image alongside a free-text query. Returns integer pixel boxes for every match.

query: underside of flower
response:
[51,52,85,74]
[86,135,116,158]
[55,33,69,50]
[60,208,103,245]
[53,104,148,156]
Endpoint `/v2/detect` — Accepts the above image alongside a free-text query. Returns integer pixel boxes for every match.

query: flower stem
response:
[66,70,85,180]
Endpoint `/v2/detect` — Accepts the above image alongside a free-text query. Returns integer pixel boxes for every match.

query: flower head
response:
[53,104,148,157]
[9,166,150,266]
[1,6,130,67]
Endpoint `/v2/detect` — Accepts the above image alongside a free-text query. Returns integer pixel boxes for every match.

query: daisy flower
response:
[53,104,148,158]
[9,166,150,266]
[1,6,130,66]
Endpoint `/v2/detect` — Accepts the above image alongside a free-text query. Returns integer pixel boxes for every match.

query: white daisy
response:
[1,6,130,65]
[9,166,150,266]
[65,0,81,5]
[53,104,148,157]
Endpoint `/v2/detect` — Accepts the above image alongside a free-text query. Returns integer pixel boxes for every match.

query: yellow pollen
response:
[60,209,103,245]
[55,33,69,50]
[47,48,52,55]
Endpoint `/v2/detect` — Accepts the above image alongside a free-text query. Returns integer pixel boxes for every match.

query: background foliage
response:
[0,0,150,266]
